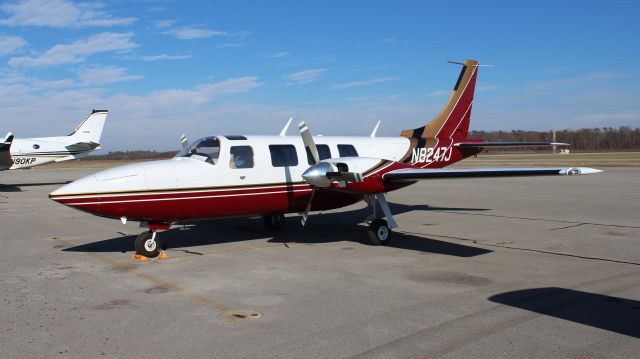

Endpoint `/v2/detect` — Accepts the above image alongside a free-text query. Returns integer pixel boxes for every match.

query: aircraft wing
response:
[1,132,14,170]
[454,142,568,148]
[65,141,101,152]
[383,166,602,181]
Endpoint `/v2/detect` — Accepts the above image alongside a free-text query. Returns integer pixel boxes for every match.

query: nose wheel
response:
[135,231,163,258]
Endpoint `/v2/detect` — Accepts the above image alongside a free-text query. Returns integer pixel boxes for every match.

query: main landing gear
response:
[263,213,285,230]
[364,193,399,246]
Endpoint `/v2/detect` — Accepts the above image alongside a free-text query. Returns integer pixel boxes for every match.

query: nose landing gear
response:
[134,222,170,258]
[134,231,164,258]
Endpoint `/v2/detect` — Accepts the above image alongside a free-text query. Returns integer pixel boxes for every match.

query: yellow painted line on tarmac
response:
[54,238,234,313]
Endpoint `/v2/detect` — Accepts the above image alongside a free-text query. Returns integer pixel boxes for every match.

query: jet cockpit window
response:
[229,146,254,169]
[181,137,220,164]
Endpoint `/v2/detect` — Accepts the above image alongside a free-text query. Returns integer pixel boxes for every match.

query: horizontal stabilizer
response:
[383,167,602,181]
[455,142,569,148]
[65,141,101,152]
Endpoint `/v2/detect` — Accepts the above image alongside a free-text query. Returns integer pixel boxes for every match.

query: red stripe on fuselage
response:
[52,184,363,222]
[51,161,418,223]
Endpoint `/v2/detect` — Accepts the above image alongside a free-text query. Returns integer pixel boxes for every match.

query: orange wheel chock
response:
[131,254,148,262]
[131,251,168,262]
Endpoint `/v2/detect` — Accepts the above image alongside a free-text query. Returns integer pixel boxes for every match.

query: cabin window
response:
[229,146,254,169]
[32,144,40,149]
[338,144,359,157]
[269,145,298,167]
[306,144,331,164]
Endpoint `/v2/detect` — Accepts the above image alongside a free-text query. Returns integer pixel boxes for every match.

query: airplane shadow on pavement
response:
[63,203,492,258]
[0,181,71,192]
[489,287,640,338]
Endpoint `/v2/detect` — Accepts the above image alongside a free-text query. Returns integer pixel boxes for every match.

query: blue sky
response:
[0,0,638,150]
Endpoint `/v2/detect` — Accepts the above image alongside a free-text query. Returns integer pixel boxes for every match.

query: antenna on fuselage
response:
[370,120,381,138]
[279,117,293,137]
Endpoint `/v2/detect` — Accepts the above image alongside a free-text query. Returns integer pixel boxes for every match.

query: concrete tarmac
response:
[1,167,639,358]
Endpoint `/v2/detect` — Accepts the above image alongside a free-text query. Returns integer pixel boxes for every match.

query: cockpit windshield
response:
[177,136,220,164]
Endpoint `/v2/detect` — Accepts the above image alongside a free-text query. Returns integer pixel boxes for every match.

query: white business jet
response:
[1,110,108,171]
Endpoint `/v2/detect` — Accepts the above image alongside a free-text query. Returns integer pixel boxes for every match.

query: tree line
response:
[469,126,640,151]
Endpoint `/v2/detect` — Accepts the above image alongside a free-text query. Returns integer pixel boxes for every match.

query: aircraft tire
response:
[263,213,285,230]
[368,219,391,246]
[135,231,161,258]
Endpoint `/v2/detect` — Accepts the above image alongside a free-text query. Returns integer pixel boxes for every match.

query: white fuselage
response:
[9,136,94,169]
[52,135,411,196]
[4,110,107,170]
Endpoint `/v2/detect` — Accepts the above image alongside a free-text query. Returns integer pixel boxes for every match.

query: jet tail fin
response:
[1,132,14,170]
[68,110,108,144]
[2,132,13,145]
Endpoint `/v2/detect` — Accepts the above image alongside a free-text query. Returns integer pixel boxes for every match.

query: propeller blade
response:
[180,134,189,149]
[301,187,316,226]
[299,122,320,165]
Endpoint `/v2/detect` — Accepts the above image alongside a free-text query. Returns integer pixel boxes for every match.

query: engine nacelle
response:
[302,157,408,194]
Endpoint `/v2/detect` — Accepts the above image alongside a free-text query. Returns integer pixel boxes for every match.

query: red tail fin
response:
[401,59,478,141]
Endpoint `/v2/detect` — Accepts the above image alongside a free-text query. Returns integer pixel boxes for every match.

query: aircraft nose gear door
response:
[364,193,398,246]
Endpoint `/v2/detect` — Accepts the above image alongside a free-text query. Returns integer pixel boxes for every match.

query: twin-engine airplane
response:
[1,110,108,171]
[50,60,601,257]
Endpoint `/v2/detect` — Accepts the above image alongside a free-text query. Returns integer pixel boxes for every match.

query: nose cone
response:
[49,174,99,202]
[50,158,221,222]
[302,162,333,187]
[49,162,150,206]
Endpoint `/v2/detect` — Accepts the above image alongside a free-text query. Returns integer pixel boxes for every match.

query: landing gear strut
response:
[364,193,398,246]
[263,213,285,230]
[134,230,163,258]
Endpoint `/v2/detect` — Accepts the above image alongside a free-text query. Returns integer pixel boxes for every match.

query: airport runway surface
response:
[1,167,639,358]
